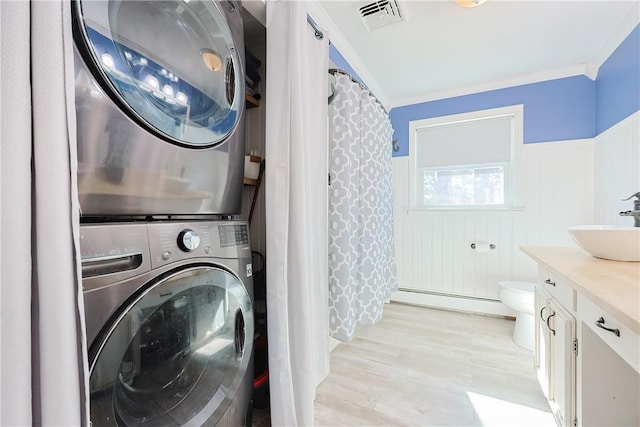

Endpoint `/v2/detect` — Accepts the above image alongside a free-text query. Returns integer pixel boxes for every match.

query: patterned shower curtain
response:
[329,73,398,342]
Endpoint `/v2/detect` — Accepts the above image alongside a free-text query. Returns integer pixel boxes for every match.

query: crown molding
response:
[388,64,590,109]
[590,1,639,78]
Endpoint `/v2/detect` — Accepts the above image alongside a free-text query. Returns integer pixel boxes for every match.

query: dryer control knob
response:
[178,229,200,252]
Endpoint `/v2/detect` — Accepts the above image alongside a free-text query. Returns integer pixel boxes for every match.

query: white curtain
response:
[265,1,330,425]
[1,1,88,425]
[328,73,398,342]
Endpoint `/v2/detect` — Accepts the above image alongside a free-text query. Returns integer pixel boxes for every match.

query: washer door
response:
[74,0,243,148]
[89,266,253,426]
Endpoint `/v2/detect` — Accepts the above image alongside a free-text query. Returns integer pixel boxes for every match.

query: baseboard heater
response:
[392,288,512,317]
[397,287,500,302]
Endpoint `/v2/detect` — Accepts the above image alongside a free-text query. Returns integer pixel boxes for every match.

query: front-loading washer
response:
[72,0,246,217]
[81,220,253,426]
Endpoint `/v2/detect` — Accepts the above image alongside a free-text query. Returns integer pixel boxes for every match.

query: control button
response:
[178,229,200,252]
[162,251,172,261]
[204,245,211,254]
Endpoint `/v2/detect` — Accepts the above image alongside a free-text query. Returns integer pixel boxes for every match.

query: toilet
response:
[498,281,535,351]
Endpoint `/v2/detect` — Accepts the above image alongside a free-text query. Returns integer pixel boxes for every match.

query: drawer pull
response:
[546,312,556,336]
[595,317,620,337]
[540,306,548,321]
[544,278,556,287]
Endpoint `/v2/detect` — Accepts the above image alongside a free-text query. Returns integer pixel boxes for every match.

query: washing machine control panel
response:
[177,229,200,252]
[218,224,249,247]
[146,222,250,269]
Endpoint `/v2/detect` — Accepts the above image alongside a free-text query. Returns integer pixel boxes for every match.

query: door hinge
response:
[573,417,578,426]
[573,338,578,356]
[328,173,331,186]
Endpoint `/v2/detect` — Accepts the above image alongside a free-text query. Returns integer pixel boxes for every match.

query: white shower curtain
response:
[265,1,330,426]
[1,1,88,425]
[329,73,398,342]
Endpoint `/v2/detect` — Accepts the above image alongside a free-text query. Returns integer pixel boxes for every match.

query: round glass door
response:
[75,0,243,147]
[89,266,253,426]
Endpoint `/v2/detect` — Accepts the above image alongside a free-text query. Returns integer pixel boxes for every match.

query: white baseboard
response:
[391,290,515,318]
[329,336,340,352]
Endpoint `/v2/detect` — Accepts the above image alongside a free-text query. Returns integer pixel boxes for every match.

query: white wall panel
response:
[594,112,640,226]
[521,138,595,247]
[392,158,409,288]
[396,209,518,300]
[392,139,595,314]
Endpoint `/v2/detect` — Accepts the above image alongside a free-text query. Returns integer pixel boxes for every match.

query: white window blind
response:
[415,115,513,168]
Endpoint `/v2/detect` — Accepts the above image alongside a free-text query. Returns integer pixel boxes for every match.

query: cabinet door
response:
[581,326,640,426]
[534,285,552,399]
[548,298,576,427]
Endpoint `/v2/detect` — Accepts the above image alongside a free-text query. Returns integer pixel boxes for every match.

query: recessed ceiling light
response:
[162,84,174,98]
[101,53,115,69]
[144,75,159,90]
[455,0,488,8]
[176,92,188,105]
[201,49,222,72]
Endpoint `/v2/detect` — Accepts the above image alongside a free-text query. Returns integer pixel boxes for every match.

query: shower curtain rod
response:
[328,68,399,151]
[328,68,388,115]
[307,15,324,40]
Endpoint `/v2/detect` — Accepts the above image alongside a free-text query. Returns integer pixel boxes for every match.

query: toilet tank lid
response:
[498,281,535,293]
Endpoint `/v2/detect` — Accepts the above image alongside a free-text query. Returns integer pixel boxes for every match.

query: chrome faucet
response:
[620,192,640,227]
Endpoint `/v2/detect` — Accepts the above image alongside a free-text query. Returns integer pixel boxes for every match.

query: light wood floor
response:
[313,303,555,427]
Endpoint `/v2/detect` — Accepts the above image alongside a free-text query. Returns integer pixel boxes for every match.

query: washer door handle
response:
[234,309,245,360]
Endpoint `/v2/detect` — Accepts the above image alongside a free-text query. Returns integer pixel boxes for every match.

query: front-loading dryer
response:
[72,0,246,217]
[81,221,253,426]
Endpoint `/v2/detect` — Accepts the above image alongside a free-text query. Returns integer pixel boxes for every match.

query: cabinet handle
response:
[595,317,620,337]
[540,306,547,321]
[546,312,556,336]
[544,278,556,287]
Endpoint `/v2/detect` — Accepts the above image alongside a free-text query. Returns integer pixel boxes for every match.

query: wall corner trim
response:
[591,2,640,71]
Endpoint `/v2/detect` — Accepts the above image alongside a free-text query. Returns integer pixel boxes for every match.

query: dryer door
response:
[74,0,244,148]
[89,265,253,426]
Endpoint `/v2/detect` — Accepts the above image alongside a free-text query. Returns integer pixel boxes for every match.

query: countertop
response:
[521,246,640,335]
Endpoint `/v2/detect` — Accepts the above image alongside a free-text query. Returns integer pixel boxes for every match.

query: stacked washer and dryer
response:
[72,1,254,425]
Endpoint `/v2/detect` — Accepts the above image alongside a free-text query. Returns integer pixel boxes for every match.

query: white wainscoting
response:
[392,138,595,315]
[594,112,640,226]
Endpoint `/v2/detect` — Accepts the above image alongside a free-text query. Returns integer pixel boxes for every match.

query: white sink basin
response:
[568,225,640,262]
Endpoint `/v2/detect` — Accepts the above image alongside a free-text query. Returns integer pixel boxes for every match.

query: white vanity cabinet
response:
[535,271,576,427]
[523,247,640,427]
[547,298,576,427]
[535,285,551,397]
[578,294,640,426]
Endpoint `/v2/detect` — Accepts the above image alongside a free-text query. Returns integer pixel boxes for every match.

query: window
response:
[409,105,523,208]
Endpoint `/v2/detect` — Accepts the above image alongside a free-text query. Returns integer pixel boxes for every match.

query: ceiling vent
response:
[357,0,405,32]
